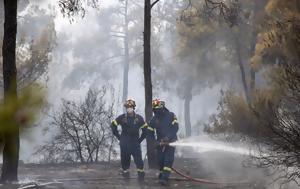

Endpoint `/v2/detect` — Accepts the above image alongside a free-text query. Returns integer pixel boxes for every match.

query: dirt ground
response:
[0,150,294,189]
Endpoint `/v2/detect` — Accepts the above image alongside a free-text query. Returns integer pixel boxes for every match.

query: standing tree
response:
[184,0,268,105]
[121,0,130,105]
[143,0,161,169]
[226,0,268,104]
[0,2,55,182]
[166,1,235,137]
[111,0,144,107]
[1,0,19,183]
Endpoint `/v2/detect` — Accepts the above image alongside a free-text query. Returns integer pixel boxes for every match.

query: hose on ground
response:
[171,167,249,186]
[145,152,248,185]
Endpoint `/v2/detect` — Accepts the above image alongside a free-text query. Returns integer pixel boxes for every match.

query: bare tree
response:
[59,0,100,22]
[249,63,300,185]
[36,86,117,163]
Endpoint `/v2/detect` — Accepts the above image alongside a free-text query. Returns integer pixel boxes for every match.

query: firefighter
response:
[147,99,179,186]
[110,99,147,181]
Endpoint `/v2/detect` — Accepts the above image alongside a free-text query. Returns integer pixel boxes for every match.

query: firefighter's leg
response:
[157,146,165,180]
[132,143,145,181]
[120,142,131,178]
[161,146,175,182]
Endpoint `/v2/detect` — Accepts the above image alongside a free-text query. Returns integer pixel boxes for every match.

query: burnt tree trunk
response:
[249,27,258,102]
[234,35,250,104]
[250,68,255,96]
[144,0,152,124]
[122,0,129,106]
[144,0,158,169]
[184,89,192,137]
[1,0,19,183]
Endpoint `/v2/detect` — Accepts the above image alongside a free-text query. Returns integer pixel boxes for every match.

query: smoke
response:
[0,1,298,188]
[13,0,251,162]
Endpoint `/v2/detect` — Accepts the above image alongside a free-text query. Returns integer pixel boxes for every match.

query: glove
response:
[161,136,169,143]
[154,140,161,147]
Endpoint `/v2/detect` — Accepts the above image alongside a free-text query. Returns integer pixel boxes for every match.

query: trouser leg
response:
[161,146,175,181]
[131,143,145,180]
[120,143,131,171]
[157,146,165,179]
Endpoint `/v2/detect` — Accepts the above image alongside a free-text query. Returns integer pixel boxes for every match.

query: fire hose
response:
[171,167,249,186]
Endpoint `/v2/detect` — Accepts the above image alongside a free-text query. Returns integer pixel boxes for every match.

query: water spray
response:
[156,139,254,186]
[168,140,254,156]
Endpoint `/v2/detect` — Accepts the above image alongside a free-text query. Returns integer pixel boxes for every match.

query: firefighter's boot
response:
[159,178,168,186]
[121,170,130,179]
[138,171,145,183]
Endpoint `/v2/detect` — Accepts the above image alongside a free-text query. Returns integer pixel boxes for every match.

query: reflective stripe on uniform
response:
[147,127,155,131]
[140,123,148,129]
[112,119,118,126]
[172,118,178,125]
[137,169,144,172]
[163,167,172,172]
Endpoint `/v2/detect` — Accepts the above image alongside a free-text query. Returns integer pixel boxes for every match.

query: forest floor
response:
[0,150,294,189]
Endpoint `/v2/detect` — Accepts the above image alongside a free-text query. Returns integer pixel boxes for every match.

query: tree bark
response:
[144,0,153,123]
[184,90,192,137]
[250,64,256,98]
[249,28,257,102]
[144,0,157,169]
[122,0,129,106]
[296,0,300,12]
[1,0,19,183]
[234,35,250,104]
[107,136,114,164]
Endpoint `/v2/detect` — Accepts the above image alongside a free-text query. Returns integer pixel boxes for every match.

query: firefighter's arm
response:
[110,116,121,140]
[146,118,156,141]
[138,122,148,143]
[166,114,179,141]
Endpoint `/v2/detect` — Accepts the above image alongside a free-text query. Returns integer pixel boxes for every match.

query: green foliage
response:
[208,63,300,184]
[177,8,217,58]
[207,87,279,138]
[251,0,300,70]
[265,0,300,17]
[0,84,46,135]
[207,64,289,137]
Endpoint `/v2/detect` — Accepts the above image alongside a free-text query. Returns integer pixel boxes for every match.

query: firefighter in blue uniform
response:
[111,99,147,181]
[147,99,179,186]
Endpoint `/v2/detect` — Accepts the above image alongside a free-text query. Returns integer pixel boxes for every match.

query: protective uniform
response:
[147,99,179,185]
[111,99,147,181]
